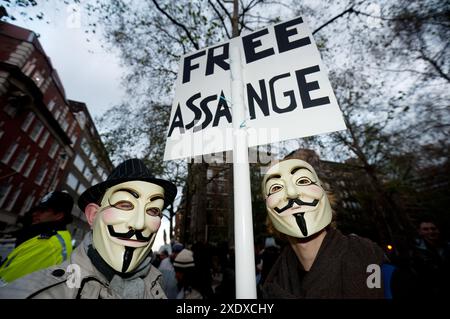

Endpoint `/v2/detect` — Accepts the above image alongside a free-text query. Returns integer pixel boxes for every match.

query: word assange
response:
[168,17,331,137]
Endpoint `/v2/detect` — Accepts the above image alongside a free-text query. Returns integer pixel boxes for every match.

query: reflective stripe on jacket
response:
[0,230,72,283]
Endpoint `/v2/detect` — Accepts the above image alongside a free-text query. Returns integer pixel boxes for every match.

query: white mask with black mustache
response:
[92,181,164,273]
[262,159,332,238]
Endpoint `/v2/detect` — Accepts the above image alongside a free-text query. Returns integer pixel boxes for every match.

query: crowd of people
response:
[0,157,448,299]
[150,240,235,299]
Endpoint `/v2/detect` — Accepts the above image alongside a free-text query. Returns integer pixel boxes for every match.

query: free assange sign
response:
[164,16,346,161]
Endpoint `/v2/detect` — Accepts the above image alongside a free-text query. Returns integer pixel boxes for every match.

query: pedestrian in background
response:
[174,248,204,299]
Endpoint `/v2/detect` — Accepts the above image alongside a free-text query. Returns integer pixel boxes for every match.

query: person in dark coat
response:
[390,218,450,298]
[260,158,385,299]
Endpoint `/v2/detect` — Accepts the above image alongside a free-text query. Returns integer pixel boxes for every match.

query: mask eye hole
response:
[146,207,161,217]
[296,177,312,186]
[111,200,134,211]
[268,184,283,195]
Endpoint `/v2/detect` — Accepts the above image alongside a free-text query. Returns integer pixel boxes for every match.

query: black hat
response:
[32,191,74,224]
[78,158,177,211]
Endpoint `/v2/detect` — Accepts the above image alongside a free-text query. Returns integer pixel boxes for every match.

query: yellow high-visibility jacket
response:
[0,230,72,284]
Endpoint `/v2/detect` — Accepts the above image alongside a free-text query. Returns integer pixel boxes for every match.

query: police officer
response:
[0,191,74,284]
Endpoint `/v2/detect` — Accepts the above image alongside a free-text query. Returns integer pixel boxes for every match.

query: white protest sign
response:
[164,16,346,161]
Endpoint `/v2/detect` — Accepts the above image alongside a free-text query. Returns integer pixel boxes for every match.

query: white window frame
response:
[29,120,44,142]
[1,142,18,165]
[47,100,55,111]
[54,108,61,121]
[74,154,85,172]
[48,141,59,159]
[0,183,13,208]
[5,186,21,211]
[11,149,29,173]
[77,183,86,195]
[38,130,50,148]
[21,113,35,132]
[20,191,35,216]
[81,138,91,157]
[23,157,37,177]
[34,165,48,186]
[66,172,79,191]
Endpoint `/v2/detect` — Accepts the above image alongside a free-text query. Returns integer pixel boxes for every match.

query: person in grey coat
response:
[0,158,177,299]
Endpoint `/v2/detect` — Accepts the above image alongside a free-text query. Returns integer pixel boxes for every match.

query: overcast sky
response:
[5,1,126,119]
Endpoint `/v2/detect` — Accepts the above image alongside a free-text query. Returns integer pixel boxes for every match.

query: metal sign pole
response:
[230,38,257,299]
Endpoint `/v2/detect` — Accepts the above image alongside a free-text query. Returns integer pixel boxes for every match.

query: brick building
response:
[0,21,112,244]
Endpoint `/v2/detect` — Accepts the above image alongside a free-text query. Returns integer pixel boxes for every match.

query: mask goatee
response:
[122,246,135,272]
[294,213,308,236]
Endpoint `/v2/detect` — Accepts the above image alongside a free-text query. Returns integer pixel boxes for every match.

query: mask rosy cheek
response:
[306,185,324,197]
[148,218,161,231]
[102,208,121,224]
[266,196,279,209]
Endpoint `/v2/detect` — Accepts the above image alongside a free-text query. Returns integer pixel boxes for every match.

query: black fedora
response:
[78,158,177,211]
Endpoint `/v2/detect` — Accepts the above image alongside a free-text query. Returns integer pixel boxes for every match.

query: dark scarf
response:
[87,245,152,282]
[262,228,385,299]
[87,244,155,298]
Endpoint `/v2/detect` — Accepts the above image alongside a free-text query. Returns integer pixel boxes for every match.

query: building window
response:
[47,100,55,111]
[11,149,29,173]
[0,121,4,140]
[70,133,78,145]
[81,138,91,157]
[0,183,13,208]
[60,153,69,170]
[29,120,44,142]
[97,167,104,178]
[84,166,93,182]
[39,131,50,148]
[77,183,86,195]
[1,142,18,165]
[54,107,61,121]
[66,173,79,191]
[33,71,44,88]
[217,170,226,181]
[35,164,48,186]
[20,191,35,216]
[61,106,68,119]
[74,154,85,172]
[21,112,35,132]
[60,117,69,132]
[67,121,76,136]
[90,152,98,167]
[48,141,59,159]
[217,215,225,226]
[23,157,37,177]
[5,186,22,212]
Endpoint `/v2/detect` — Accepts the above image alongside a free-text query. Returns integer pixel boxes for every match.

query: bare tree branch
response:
[208,0,232,39]
[151,0,199,50]
[216,0,233,24]
[313,6,355,35]
[418,49,450,83]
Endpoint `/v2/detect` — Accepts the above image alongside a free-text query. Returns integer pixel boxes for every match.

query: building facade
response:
[0,21,112,244]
